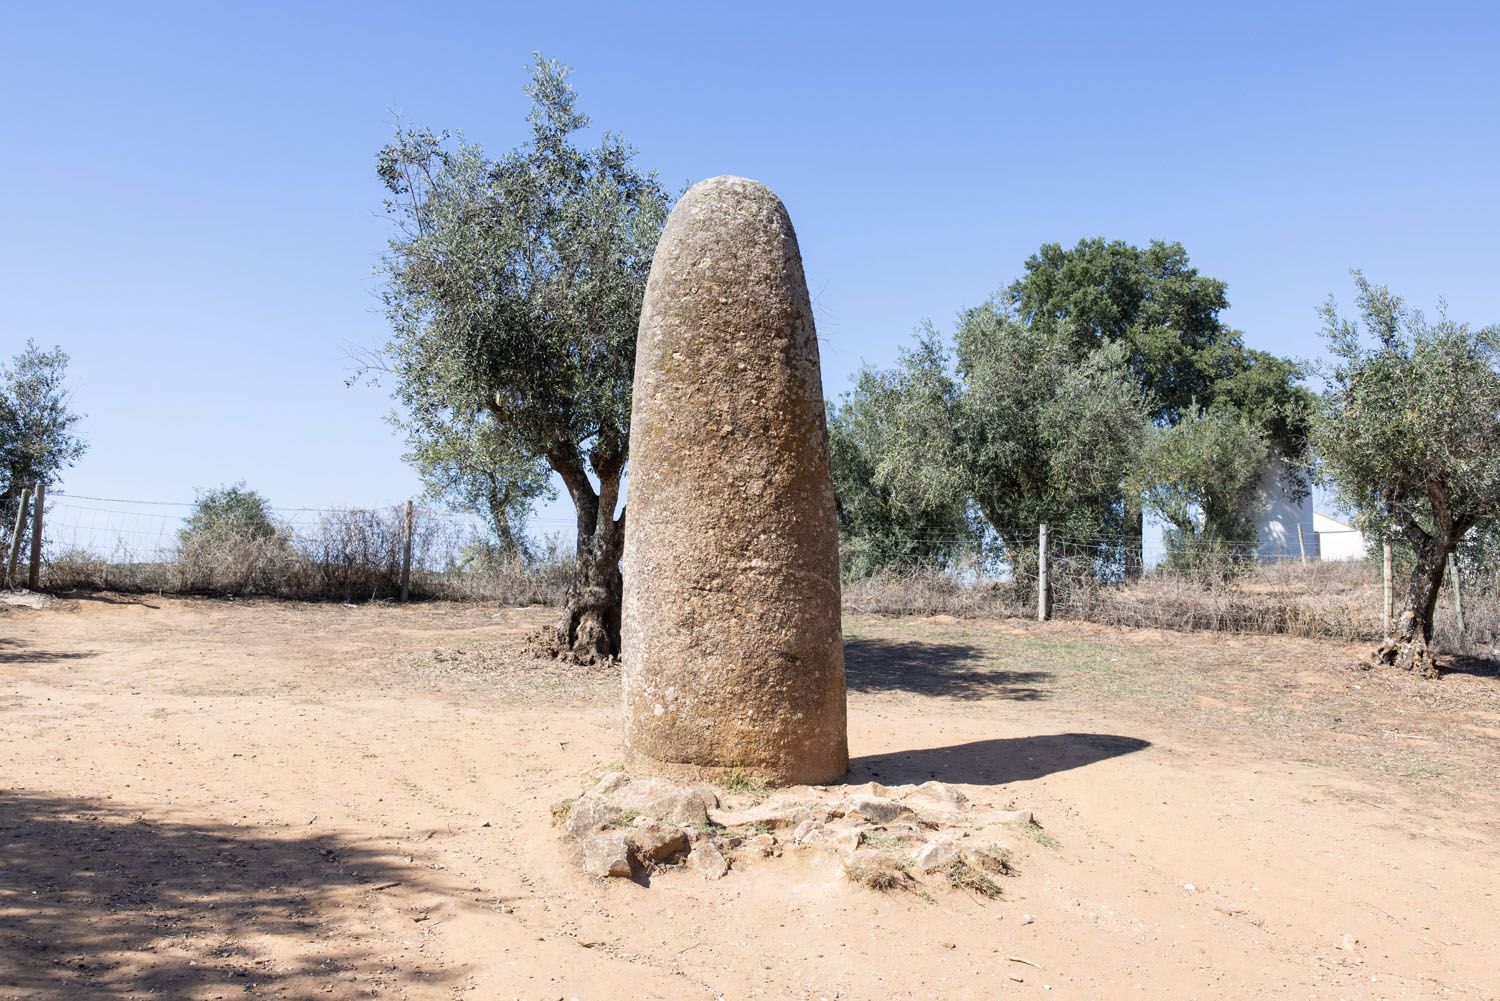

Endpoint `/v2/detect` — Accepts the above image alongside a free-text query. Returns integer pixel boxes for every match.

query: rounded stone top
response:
[665,175,795,247]
[680,174,781,205]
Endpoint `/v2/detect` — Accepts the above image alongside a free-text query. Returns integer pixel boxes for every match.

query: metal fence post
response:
[27,482,44,590]
[1037,522,1050,622]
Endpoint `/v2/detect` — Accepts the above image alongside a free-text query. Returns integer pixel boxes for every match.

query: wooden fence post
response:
[1037,522,1050,622]
[6,486,31,589]
[1382,540,1393,634]
[27,482,44,590]
[1448,553,1465,635]
[1296,523,1307,563]
[399,499,414,602]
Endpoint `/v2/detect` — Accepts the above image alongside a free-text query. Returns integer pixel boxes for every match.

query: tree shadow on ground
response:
[0,638,94,665]
[0,791,445,999]
[843,636,1051,701]
[1439,653,1500,680]
[849,732,1151,786]
[50,591,160,609]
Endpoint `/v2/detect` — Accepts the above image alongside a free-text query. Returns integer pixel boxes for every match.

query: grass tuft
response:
[943,857,1004,898]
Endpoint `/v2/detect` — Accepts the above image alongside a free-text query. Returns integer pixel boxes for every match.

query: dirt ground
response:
[2,595,1498,1000]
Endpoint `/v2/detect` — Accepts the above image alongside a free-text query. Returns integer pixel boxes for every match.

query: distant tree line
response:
[828,238,1314,574]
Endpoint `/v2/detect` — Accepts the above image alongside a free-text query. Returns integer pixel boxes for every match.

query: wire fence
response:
[839,526,1498,654]
[6,494,1495,654]
[12,493,574,604]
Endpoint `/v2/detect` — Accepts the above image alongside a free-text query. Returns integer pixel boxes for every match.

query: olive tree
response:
[1315,274,1500,677]
[1008,239,1314,563]
[954,303,1149,550]
[827,333,976,575]
[1,340,86,551]
[1129,408,1270,567]
[374,56,670,663]
[828,306,1149,567]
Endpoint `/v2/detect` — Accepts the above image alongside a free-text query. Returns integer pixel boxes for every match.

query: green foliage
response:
[1130,408,1270,565]
[954,303,1149,546]
[1009,238,1241,426]
[372,53,669,545]
[179,482,279,547]
[1007,238,1316,552]
[828,332,977,576]
[399,406,552,559]
[0,340,86,526]
[1009,238,1314,473]
[1314,273,1500,549]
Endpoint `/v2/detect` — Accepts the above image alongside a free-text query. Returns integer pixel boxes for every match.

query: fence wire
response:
[9,496,1494,653]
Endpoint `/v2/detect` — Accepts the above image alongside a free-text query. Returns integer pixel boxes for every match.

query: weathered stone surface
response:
[609,777,713,827]
[791,818,825,844]
[581,831,634,878]
[745,832,780,857]
[912,831,967,871]
[837,794,911,825]
[627,819,690,863]
[589,771,632,797]
[622,175,848,787]
[566,794,626,839]
[902,781,969,818]
[691,838,729,880]
[709,797,829,831]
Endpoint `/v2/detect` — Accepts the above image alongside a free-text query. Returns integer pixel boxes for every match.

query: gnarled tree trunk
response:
[547,445,626,665]
[1369,513,1468,679]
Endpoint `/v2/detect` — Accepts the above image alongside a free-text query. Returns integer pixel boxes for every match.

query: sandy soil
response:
[2,594,1498,1000]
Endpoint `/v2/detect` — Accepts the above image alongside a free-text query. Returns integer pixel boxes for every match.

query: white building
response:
[1313,511,1366,560]
[1250,461,1319,561]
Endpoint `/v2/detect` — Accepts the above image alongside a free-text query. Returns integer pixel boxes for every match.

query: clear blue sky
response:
[5,1,1498,534]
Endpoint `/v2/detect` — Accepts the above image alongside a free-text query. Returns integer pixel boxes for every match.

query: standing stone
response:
[622,175,847,786]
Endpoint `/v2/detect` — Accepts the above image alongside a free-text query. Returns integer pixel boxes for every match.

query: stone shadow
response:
[843,636,1051,701]
[0,791,446,999]
[849,732,1151,786]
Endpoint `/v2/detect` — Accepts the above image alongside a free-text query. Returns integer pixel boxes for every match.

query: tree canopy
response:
[1129,408,1270,562]
[1314,273,1500,675]
[827,334,976,576]
[1,340,86,533]
[179,482,279,547]
[374,55,670,662]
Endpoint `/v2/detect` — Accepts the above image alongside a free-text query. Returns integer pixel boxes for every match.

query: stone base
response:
[623,747,848,788]
[555,769,1038,893]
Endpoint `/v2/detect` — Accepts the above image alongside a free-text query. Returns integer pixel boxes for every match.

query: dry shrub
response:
[1063,560,1381,640]
[175,530,301,595]
[39,506,576,605]
[842,849,912,891]
[942,857,1003,897]
[842,567,1030,618]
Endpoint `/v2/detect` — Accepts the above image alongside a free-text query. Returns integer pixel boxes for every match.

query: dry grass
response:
[39,511,574,606]
[941,857,1004,897]
[842,559,1499,659]
[842,850,912,891]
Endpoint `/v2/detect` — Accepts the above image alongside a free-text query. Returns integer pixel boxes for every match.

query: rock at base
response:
[582,831,635,879]
[566,794,626,839]
[912,831,967,871]
[628,819,690,863]
[609,777,713,827]
[691,838,729,880]
[838,794,911,825]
